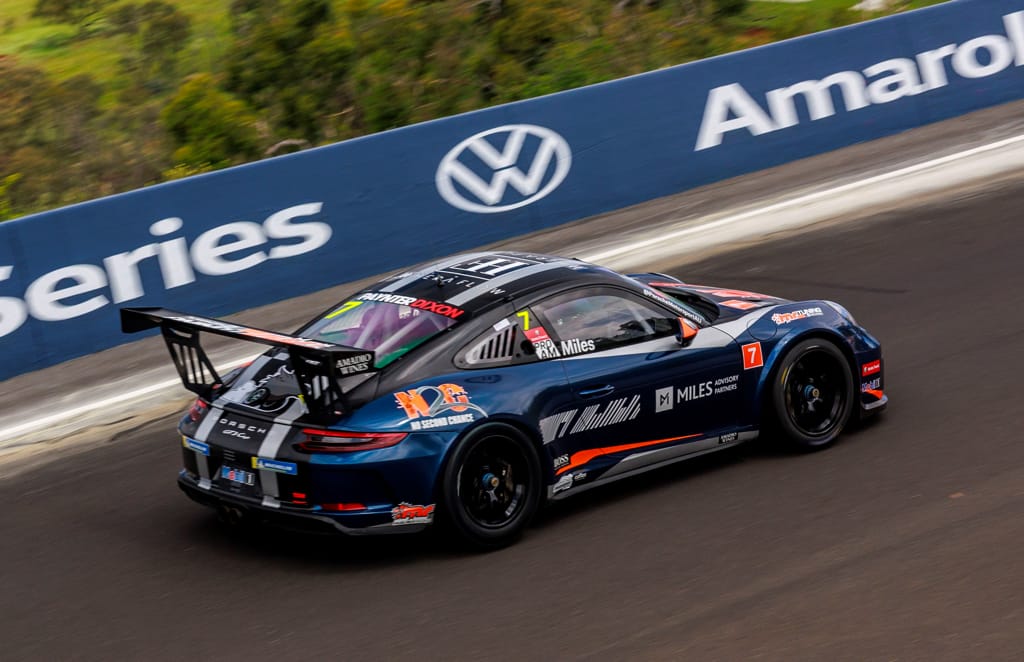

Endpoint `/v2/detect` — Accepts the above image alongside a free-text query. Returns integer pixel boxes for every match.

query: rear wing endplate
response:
[121,307,376,421]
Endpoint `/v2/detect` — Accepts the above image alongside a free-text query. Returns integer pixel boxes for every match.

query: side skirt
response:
[547,431,758,501]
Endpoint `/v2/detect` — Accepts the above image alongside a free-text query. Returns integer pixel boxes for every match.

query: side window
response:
[456,315,537,368]
[534,291,676,354]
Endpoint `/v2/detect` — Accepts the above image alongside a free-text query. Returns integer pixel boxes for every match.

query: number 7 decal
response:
[742,342,764,370]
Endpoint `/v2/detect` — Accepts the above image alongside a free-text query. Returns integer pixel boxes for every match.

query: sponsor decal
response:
[643,288,681,310]
[771,307,823,325]
[395,383,487,430]
[658,374,740,412]
[534,340,561,360]
[861,359,881,377]
[695,12,1024,151]
[861,377,882,392]
[552,474,573,494]
[553,454,569,470]
[720,299,761,311]
[421,255,541,289]
[559,338,596,356]
[526,329,595,360]
[435,125,572,213]
[336,353,373,375]
[742,342,764,370]
[713,374,739,394]
[244,387,269,406]
[410,414,477,430]
[230,364,300,414]
[642,288,707,325]
[0,203,331,340]
[538,395,641,443]
[251,457,298,475]
[677,380,714,403]
[220,465,255,486]
[182,436,210,456]
[447,256,536,277]
[573,472,587,483]
[392,502,435,525]
[655,386,673,413]
[524,326,550,343]
[325,300,363,319]
[218,418,269,441]
[524,320,559,359]
[719,432,739,444]
[556,433,702,475]
[356,292,465,319]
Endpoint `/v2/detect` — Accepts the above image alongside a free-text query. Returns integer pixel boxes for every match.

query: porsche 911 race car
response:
[122,251,885,548]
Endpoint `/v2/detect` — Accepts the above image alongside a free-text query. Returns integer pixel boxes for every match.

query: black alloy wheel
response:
[771,338,855,451]
[440,423,542,550]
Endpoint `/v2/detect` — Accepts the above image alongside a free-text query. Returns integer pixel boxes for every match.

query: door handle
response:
[578,384,615,399]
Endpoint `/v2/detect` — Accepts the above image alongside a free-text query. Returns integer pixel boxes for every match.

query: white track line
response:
[582,133,1024,264]
[4,132,1024,449]
[0,355,251,446]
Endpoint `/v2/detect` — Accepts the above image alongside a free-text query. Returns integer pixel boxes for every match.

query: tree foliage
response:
[161,73,262,170]
[32,0,112,33]
[2,0,909,220]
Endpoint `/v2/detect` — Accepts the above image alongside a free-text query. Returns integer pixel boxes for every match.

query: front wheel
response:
[439,423,542,550]
[770,338,855,451]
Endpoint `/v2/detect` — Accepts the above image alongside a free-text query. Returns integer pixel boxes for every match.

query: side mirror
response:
[675,317,699,346]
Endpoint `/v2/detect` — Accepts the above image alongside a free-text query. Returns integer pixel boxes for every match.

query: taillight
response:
[297,429,407,453]
[188,398,209,422]
[319,503,366,512]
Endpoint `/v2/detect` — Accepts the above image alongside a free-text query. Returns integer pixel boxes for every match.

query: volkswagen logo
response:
[435,124,572,214]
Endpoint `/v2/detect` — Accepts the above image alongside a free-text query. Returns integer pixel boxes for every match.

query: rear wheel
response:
[439,423,542,550]
[770,339,855,451]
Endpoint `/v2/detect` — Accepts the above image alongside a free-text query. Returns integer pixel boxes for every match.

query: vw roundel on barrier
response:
[122,250,886,548]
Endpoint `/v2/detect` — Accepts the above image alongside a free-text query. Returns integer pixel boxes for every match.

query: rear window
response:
[302,299,458,368]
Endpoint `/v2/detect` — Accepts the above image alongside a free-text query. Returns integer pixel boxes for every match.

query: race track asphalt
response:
[2,172,1024,661]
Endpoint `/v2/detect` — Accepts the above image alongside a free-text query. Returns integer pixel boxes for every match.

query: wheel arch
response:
[433,415,548,498]
[753,328,858,421]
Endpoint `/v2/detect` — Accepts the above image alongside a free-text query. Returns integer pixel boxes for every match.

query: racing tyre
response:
[439,423,543,550]
[770,338,855,451]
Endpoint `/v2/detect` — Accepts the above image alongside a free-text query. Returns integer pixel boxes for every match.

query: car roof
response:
[359,251,633,317]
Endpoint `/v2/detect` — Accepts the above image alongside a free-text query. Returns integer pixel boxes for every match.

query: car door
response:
[527,287,743,483]
[453,306,576,479]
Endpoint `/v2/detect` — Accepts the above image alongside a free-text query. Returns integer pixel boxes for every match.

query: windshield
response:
[302,299,458,368]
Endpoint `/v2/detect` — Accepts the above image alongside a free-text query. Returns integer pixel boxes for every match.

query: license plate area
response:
[220,465,256,486]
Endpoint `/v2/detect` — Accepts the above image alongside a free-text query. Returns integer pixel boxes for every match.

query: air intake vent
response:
[465,325,517,365]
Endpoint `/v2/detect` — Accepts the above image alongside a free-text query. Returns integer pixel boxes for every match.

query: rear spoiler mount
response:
[121,307,375,422]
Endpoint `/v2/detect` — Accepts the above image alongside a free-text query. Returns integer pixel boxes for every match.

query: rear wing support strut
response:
[120,307,376,423]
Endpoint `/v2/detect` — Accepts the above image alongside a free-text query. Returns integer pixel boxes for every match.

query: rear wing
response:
[121,307,375,422]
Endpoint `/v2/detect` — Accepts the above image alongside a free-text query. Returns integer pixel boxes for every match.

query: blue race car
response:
[121,251,885,548]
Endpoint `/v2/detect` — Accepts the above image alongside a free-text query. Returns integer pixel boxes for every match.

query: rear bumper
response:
[177,472,428,536]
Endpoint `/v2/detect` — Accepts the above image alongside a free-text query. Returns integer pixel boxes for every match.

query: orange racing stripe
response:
[555,433,702,476]
[863,389,884,400]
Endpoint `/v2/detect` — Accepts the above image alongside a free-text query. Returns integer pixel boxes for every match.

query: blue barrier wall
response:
[2,0,1022,380]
